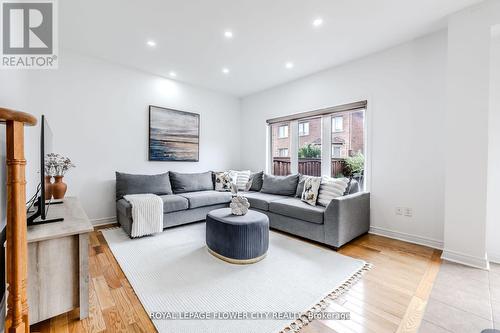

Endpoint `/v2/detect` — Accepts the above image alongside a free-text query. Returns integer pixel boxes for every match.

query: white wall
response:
[443,0,500,269]
[0,51,241,221]
[240,31,448,248]
[487,27,500,263]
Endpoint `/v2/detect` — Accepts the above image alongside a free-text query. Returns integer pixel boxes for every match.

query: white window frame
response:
[267,104,369,191]
[298,122,309,136]
[278,125,288,138]
[333,116,344,132]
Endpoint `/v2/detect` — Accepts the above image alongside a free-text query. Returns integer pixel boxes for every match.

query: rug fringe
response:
[279,262,373,333]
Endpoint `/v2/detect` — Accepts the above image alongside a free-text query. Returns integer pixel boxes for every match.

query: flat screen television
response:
[27,115,63,225]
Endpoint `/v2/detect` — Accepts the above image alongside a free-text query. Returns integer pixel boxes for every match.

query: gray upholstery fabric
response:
[117,203,229,237]
[324,192,370,248]
[241,191,289,211]
[117,194,188,215]
[206,208,269,260]
[295,175,305,197]
[260,173,299,196]
[169,171,214,193]
[257,209,326,244]
[115,172,172,200]
[179,190,232,209]
[269,198,325,224]
[248,171,264,191]
[160,195,189,213]
[346,179,360,195]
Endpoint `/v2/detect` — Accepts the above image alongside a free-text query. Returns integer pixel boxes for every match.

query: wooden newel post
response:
[1,108,37,333]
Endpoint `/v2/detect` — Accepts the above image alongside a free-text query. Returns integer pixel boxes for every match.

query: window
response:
[278,125,288,138]
[298,122,309,136]
[271,122,291,175]
[298,117,322,176]
[277,148,289,157]
[267,102,367,189]
[332,144,342,158]
[331,110,365,181]
[333,116,343,132]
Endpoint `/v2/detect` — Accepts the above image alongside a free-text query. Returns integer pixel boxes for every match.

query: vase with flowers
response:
[45,153,75,200]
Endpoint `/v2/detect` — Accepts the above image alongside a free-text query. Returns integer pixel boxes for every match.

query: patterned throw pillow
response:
[301,176,321,206]
[215,172,233,191]
[317,176,349,207]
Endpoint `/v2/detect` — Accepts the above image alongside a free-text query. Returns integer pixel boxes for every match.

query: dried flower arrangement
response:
[45,153,76,177]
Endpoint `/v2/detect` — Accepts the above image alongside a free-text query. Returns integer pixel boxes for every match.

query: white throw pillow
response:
[317,176,349,207]
[301,176,321,206]
[214,172,233,192]
[229,170,251,190]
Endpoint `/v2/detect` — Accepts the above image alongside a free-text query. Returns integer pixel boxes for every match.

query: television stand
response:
[27,197,93,324]
[34,199,64,206]
[28,197,65,225]
[27,217,64,226]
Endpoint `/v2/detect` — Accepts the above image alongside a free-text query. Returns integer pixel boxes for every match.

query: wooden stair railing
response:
[1,108,37,333]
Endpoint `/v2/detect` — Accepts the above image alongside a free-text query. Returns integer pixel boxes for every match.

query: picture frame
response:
[148,105,200,162]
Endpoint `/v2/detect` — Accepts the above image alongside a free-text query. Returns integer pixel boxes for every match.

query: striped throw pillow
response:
[317,176,349,207]
[229,170,251,190]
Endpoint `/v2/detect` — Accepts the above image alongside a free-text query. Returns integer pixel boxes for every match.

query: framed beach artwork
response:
[149,105,200,161]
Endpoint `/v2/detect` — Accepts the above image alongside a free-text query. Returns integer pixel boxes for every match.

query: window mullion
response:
[290,120,299,174]
[321,115,332,177]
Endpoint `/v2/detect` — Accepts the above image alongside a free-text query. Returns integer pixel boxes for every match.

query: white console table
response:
[26,197,93,324]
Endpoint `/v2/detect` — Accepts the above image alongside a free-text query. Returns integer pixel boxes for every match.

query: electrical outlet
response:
[404,208,413,217]
[395,207,403,215]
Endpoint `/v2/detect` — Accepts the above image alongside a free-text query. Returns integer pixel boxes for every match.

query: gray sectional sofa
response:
[115,171,370,249]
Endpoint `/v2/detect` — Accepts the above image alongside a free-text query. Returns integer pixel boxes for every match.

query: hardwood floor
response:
[31,226,441,333]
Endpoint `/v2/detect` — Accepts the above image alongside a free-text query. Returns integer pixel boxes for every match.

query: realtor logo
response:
[1,0,58,69]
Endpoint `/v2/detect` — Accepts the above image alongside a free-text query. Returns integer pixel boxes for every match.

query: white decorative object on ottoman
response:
[230,195,250,215]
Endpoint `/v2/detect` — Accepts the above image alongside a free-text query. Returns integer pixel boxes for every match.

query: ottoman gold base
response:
[207,247,267,265]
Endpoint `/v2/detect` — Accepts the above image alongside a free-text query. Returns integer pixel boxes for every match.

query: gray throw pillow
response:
[169,171,214,193]
[295,174,305,197]
[248,171,264,191]
[115,172,172,200]
[260,174,299,196]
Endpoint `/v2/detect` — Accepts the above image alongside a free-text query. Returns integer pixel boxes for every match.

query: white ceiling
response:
[61,0,481,97]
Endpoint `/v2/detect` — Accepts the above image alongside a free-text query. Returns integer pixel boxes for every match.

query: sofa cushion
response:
[115,172,172,200]
[170,171,214,193]
[269,198,325,224]
[160,195,189,213]
[117,194,188,216]
[242,191,290,211]
[179,190,232,209]
[260,174,299,196]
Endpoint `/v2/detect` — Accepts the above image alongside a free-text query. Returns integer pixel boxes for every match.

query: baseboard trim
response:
[91,216,117,227]
[488,252,500,265]
[441,249,490,270]
[369,226,443,250]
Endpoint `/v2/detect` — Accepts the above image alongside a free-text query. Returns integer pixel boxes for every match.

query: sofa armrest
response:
[324,192,370,248]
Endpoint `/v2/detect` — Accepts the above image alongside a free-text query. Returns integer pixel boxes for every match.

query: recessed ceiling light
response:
[169,71,177,78]
[146,40,156,47]
[224,30,233,39]
[222,67,230,74]
[285,62,294,69]
[312,18,323,27]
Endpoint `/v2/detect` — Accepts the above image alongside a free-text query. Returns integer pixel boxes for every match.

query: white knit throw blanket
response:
[123,194,163,238]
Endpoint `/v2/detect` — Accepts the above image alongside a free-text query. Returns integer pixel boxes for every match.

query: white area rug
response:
[102,222,369,333]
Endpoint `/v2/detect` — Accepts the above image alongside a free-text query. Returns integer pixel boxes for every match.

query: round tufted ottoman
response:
[206,208,269,264]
